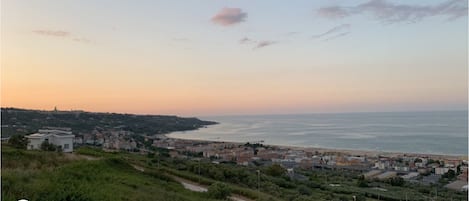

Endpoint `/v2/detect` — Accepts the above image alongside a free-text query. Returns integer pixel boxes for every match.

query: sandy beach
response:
[165,134,468,161]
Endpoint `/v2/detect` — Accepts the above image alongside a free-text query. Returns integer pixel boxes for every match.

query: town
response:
[17,126,469,193]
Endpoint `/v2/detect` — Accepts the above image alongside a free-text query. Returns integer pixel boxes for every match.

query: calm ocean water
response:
[168,111,468,156]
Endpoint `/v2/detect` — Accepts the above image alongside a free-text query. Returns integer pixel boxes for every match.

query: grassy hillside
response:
[1,145,222,201]
[2,145,467,201]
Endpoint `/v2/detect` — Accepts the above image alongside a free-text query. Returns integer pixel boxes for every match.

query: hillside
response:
[1,145,242,201]
[2,144,467,201]
[0,107,217,137]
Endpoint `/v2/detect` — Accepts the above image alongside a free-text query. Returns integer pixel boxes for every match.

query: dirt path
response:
[129,164,252,201]
[64,153,100,161]
[171,175,253,201]
[131,164,145,172]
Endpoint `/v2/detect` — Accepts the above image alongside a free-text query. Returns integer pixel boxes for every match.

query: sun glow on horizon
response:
[1,0,467,116]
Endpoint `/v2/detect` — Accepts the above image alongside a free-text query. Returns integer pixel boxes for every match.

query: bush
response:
[387,177,404,186]
[8,134,28,149]
[298,185,312,195]
[265,164,286,177]
[40,141,57,151]
[207,182,231,199]
[356,176,368,187]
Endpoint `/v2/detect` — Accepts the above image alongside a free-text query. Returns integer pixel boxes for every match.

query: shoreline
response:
[164,133,468,161]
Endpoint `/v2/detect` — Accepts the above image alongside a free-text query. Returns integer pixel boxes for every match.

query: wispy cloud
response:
[211,8,247,26]
[32,30,70,37]
[286,32,299,36]
[312,24,351,39]
[323,32,351,41]
[239,37,277,49]
[32,29,93,44]
[254,41,276,49]
[317,0,467,23]
[72,37,93,44]
[239,37,253,44]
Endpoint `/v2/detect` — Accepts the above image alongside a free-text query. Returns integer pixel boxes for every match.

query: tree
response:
[443,169,456,180]
[388,177,404,186]
[207,182,231,199]
[8,134,28,149]
[355,195,366,201]
[298,185,312,195]
[356,176,368,187]
[40,141,57,151]
[265,164,286,177]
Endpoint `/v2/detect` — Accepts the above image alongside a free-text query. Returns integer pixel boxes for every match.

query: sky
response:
[1,0,468,116]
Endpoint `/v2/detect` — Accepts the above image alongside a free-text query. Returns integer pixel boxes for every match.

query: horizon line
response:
[1,106,467,118]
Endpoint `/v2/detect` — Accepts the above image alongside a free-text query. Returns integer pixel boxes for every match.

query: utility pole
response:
[198,158,201,183]
[256,170,260,193]
[157,152,160,169]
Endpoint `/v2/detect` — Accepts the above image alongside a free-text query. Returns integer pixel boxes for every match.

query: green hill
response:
[1,145,225,201]
[2,144,467,201]
[1,107,217,137]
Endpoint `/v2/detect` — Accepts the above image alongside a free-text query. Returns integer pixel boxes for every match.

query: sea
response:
[168,111,468,156]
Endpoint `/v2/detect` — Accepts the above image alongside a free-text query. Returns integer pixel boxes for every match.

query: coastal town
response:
[15,125,469,193]
[151,135,469,192]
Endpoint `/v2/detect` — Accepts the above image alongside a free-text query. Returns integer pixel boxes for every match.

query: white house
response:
[26,128,75,152]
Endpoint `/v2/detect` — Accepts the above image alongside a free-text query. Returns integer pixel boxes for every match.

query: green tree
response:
[265,164,286,177]
[298,185,312,195]
[355,195,366,201]
[207,182,231,199]
[356,176,368,187]
[388,177,404,186]
[40,141,57,151]
[443,169,456,180]
[8,134,28,149]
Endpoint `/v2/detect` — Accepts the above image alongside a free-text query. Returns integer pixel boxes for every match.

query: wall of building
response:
[27,138,44,150]
[54,137,74,152]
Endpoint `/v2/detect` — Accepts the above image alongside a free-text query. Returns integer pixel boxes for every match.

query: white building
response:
[435,167,450,175]
[26,128,75,152]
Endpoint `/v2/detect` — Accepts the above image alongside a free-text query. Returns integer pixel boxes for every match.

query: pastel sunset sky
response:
[1,0,467,116]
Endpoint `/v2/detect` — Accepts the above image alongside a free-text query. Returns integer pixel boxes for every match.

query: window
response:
[64,144,69,149]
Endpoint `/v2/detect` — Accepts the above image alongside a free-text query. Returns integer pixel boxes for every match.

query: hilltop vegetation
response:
[2,144,467,201]
[1,144,226,201]
[1,107,217,137]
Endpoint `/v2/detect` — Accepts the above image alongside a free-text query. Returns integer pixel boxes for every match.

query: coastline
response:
[164,133,468,161]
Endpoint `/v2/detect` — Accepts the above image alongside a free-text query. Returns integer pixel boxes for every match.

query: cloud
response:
[32,29,93,44]
[312,24,351,39]
[72,37,93,44]
[317,6,351,19]
[32,30,70,37]
[239,37,253,44]
[211,8,247,26]
[284,32,300,37]
[316,0,467,23]
[254,41,276,49]
[323,32,351,41]
[239,37,277,49]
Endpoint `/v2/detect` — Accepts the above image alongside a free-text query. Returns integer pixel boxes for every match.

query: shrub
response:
[207,182,231,199]
[40,141,57,151]
[265,164,286,177]
[387,177,404,186]
[8,134,28,149]
[298,185,312,195]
